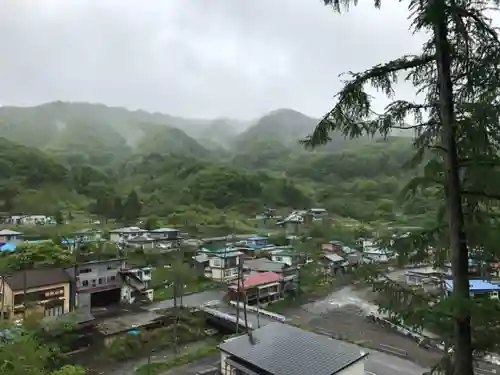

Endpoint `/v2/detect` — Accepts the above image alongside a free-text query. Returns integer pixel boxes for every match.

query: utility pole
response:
[256,287,261,328]
[235,261,242,333]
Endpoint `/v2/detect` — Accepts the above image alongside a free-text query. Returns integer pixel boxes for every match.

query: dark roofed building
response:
[218,323,368,375]
[0,267,72,321]
[4,267,71,291]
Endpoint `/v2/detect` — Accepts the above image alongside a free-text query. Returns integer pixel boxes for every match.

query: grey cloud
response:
[0,0,427,119]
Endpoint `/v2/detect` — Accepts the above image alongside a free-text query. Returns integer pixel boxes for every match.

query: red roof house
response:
[229,272,281,292]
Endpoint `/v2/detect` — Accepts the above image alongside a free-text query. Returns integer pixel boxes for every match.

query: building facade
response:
[0,268,71,321]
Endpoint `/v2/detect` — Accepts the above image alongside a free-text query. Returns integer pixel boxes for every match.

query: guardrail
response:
[378,344,408,358]
[196,367,219,375]
[228,301,288,322]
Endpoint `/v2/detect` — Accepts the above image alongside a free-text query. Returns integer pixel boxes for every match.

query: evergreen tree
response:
[305,1,500,374]
[123,190,142,222]
[113,196,123,221]
[53,210,64,225]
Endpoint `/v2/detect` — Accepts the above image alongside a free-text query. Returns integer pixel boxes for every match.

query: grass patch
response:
[134,343,218,375]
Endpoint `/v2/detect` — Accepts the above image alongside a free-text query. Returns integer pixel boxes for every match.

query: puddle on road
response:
[304,286,382,317]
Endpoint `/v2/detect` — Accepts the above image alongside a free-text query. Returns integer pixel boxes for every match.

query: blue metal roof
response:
[445,279,500,292]
[0,243,17,252]
[248,236,267,241]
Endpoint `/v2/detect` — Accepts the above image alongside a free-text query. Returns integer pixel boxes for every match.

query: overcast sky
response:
[0,0,427,119]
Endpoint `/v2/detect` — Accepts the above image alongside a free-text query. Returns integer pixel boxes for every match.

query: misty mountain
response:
[0,101,218,165]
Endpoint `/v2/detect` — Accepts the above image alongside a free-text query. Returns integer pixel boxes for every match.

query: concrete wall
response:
[76,260,123,293]
[211,267,238,281]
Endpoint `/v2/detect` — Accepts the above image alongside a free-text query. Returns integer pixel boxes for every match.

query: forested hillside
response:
[0,101,426,229]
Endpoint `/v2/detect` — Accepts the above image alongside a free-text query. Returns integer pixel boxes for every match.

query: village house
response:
[65,258,125,310]
[126,234,156,250]
[269,247,309,267]
[308,208,328,220]
[72,228,102,243]
[243,257,298,290]
[321,253,349,276]
[4,215,54,225]
[404,267,451,292]
[244,235,269,248]
[0,229,23,244]
[445,279,500,299]
[109,227,148,242]
[227,271,282,306]
[276,212,303,236]
[218,323,368,375]
[148,227,182,248]
[361,239,394,263]
[322,240,344,253]
[0,267,72,321]
[119,263,154,303]
[206,249,243,281]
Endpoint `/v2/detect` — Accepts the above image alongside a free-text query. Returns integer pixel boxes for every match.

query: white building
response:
[0,229,23,243]
[207,250,243,281]
[120,265,154,303]
[4,215,53,225]
[109,227,148,242]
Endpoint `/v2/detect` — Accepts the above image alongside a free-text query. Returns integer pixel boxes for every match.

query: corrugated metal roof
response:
[244,258,285,273]
[445,279,500,292]
[0,229,22,235]
[230,272,281,290]
[3,267,72,291]
[324,254,345,263]
[218,323,368,375]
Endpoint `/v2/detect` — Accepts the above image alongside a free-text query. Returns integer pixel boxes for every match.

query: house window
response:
[78,268,92,275]
[274,256,283,262]
[268,285,279,294]
[44,303,64,317]
[91,279,97,287]
[108,276,116,282]
[107,265,115,270]
[81,280,89,287]
[224,269,232,277]
[212,259,222,267]
[98,277,105,285]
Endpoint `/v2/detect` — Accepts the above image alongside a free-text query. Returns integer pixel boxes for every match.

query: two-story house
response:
[0,229,23,244]
[109,227,147,242]
[269,247,308,267]
[149,228,182,251]
[207,249,243,281]
[119,264,154,303]
[0,268,72,321]
[227,271,283,306]
[65,258,125,310]
[243,257,298,291]
[73,228,102,243]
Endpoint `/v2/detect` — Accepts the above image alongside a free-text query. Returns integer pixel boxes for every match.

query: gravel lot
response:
[284,286,442,368]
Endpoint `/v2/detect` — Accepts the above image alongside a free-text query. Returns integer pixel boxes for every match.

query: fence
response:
[228,301,288,322]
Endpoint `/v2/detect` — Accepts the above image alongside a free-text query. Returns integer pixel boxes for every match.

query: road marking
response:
[365,371,377,375]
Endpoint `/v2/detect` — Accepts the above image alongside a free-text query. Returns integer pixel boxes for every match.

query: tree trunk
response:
[173,278,179,354]
[432,1,473,374]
